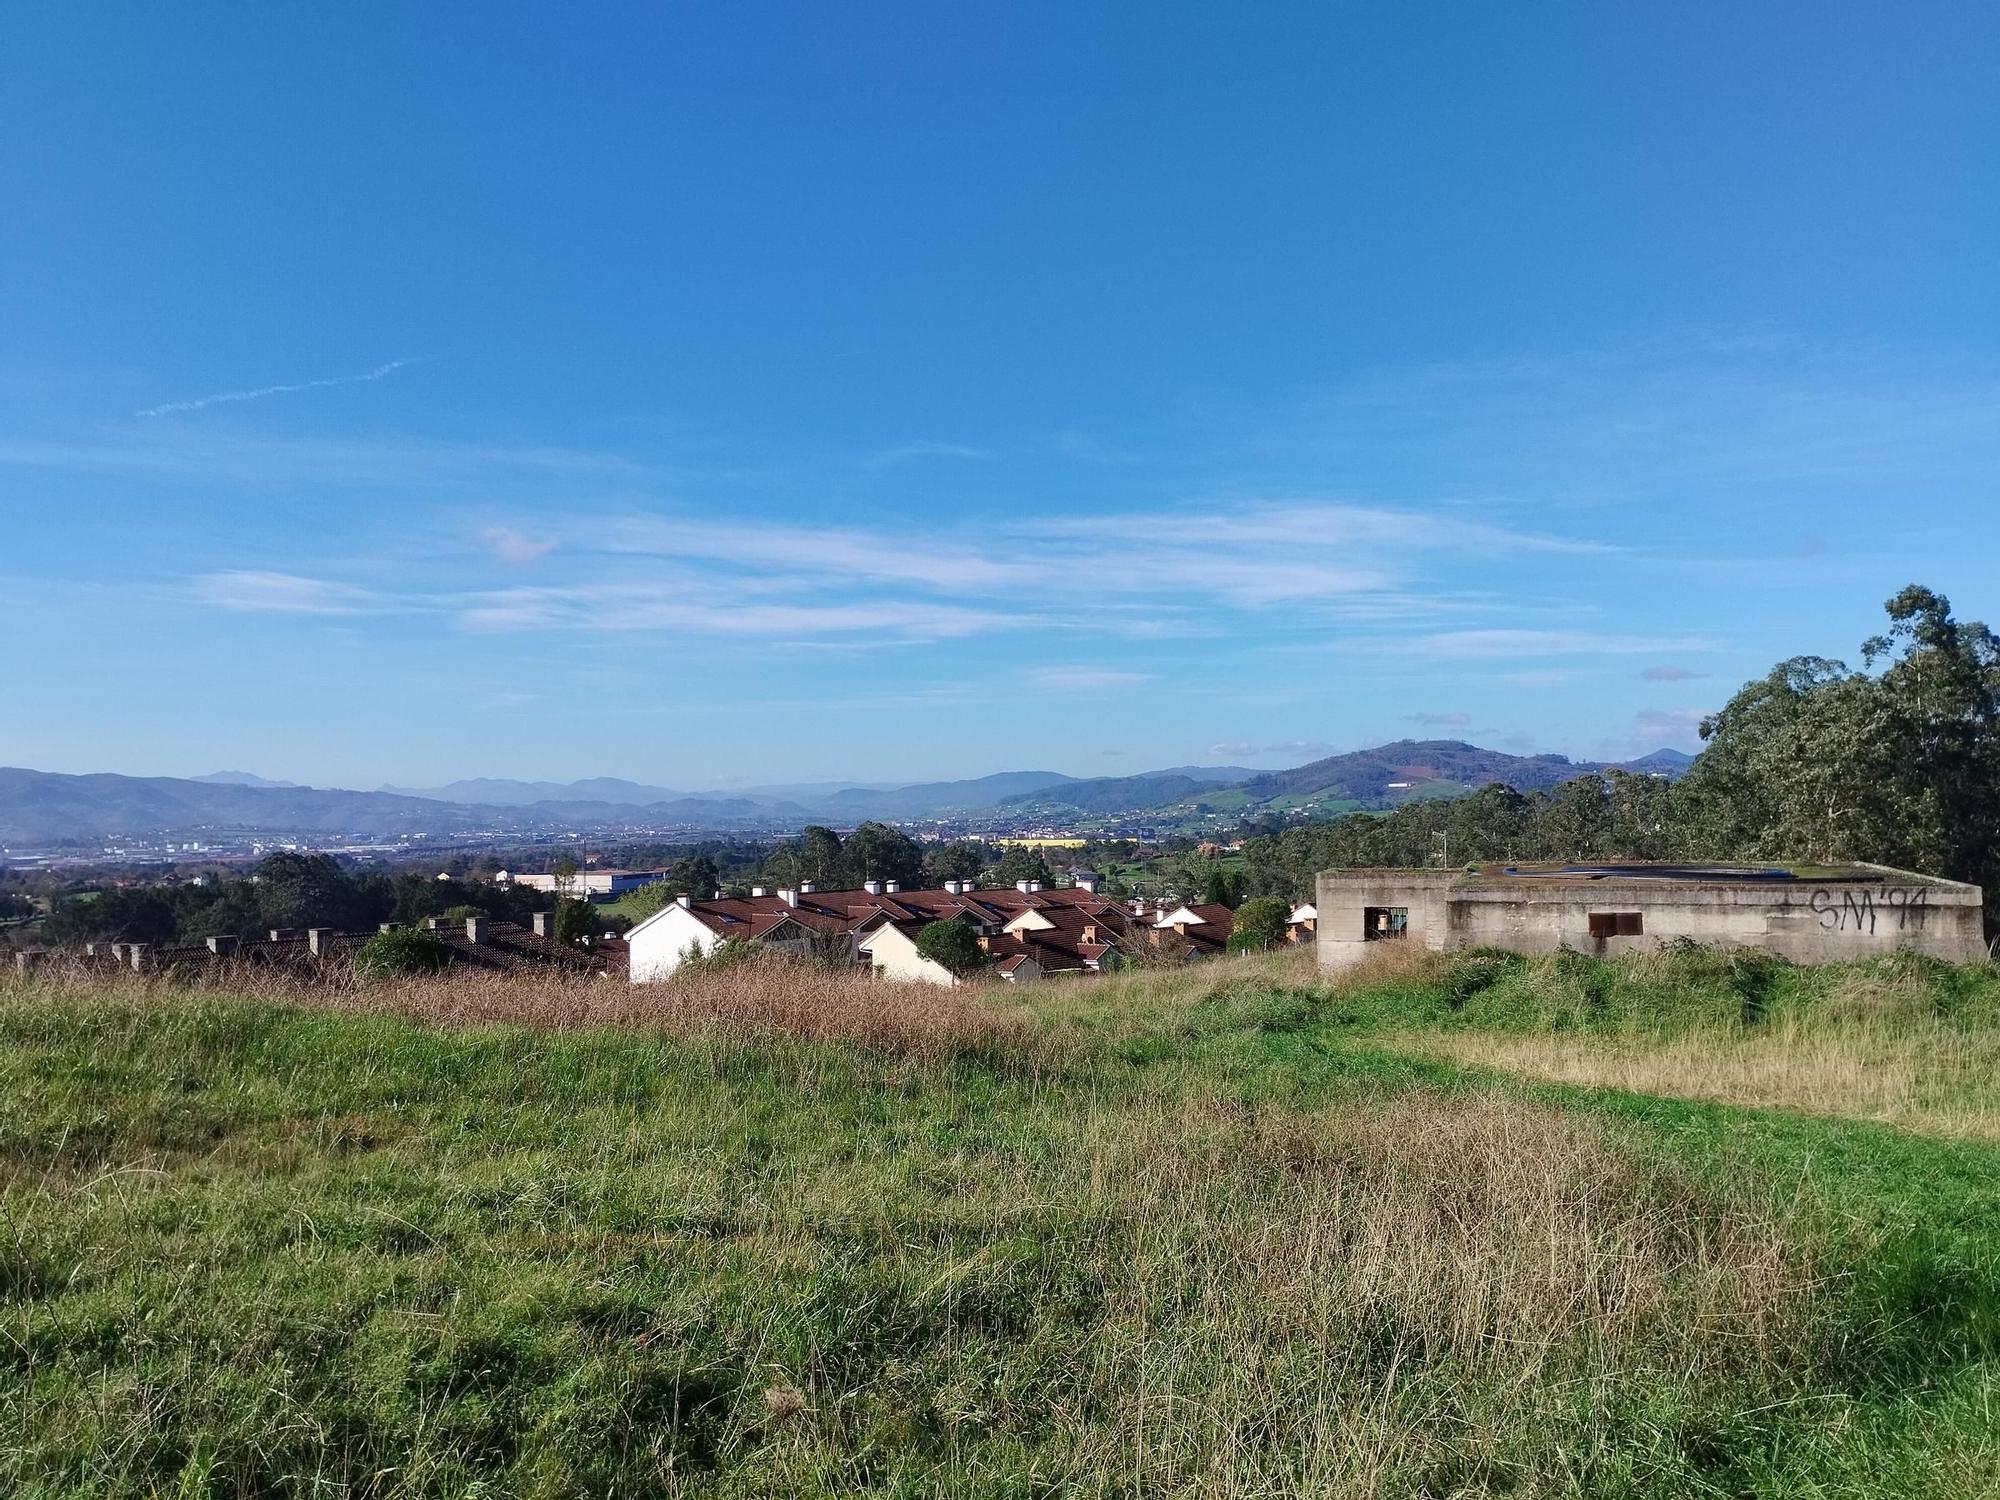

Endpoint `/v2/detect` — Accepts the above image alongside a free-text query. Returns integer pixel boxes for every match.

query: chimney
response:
[464,916,488,944]
[778,888,798,907]
[676,893,693,908]
[942,879,959,895]
[1028,880,1043,893]
[206,935,238,955]
[863,879,882,896]
[378,922,401,934]
[751,886,769,898]
[307,928,335,957]
[799,880,816,894]
[531,912,552,938]
[107,942,127,962]
[885,879,900,894]
[269,928,296,942]
[126,943,149,973]
[1016,880,1033,893]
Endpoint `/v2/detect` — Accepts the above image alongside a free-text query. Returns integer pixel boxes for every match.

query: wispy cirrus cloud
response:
[192,571,381,615]
[1404,710,1472,727]
[866,439,992,467]
[480,525,557,566]
[136,358,423,418]
[163,491,1626,651]
[1024,666,1158,692]
[456,583,1020,641]
[1640,664,1707,681]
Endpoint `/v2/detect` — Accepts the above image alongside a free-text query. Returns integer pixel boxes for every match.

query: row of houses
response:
[626,876,1258,985]
[15,886,1317,988]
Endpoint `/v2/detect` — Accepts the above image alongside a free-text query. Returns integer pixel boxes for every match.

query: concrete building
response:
[1315,862,1985,969]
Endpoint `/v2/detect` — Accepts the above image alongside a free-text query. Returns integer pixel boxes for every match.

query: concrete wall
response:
[1313,871,1461,970]
[1316,865,1985,970]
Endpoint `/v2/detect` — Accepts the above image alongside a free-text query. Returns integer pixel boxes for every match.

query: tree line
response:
[39,855,572,949]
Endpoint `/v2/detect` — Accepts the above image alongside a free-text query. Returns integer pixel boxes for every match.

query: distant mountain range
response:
[0,743,1695,846]
[996,742,1695,818]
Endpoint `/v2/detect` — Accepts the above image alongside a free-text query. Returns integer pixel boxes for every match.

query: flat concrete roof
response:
[1484,862,1883,883]
[1324,861,1971,889]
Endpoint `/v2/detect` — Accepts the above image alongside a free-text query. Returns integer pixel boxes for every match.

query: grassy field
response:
[4,946,1999,1497]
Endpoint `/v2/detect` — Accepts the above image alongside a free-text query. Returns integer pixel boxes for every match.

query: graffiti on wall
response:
[1807,887,1928,934]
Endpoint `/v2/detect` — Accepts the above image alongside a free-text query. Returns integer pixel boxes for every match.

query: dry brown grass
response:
[1398,1016,2000,1140]
[2,952,1035,1061]
[1028,1090,1814,1492]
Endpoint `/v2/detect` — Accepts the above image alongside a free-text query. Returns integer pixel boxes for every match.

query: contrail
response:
[136,358,423,417]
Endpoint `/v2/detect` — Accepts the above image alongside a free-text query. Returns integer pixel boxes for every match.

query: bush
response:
[676,937,763,976]
[1227,895,1290,953]
[353,928,450,979]
[916,919,988,977]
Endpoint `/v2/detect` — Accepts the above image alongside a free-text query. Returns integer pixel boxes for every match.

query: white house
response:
[854,922,960,986]
[625,898,729,983]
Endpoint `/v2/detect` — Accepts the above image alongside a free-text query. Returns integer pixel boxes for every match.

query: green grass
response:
[4,950,2000,1496]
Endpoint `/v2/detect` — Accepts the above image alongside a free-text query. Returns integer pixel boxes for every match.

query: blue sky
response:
[3,2,1996,790]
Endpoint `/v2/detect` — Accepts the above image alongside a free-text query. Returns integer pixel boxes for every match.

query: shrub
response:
[353,927,450,979]
[916,919,987,977]
[677,937,763,976]
[1227,895,1290,952]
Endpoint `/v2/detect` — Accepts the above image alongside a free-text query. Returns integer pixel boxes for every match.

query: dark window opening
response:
[1364,906,1408,941]
[1589,911,1643,938]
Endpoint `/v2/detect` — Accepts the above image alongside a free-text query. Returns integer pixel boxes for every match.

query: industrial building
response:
[1314,862,1985,969]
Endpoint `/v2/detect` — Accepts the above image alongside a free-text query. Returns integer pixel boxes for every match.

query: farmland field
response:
[4,945,1998,1497]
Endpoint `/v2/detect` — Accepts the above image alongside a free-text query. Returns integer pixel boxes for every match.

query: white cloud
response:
[1404,711,1472,727]
[480,525,557,566]
[192,571,378,615]
[1023,666,1159,692]
[136,358,422,417]
[866,440,992,467]
[456,584,1021,642]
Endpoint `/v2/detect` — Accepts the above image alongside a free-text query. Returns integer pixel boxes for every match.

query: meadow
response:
[3,944,1998,1497]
